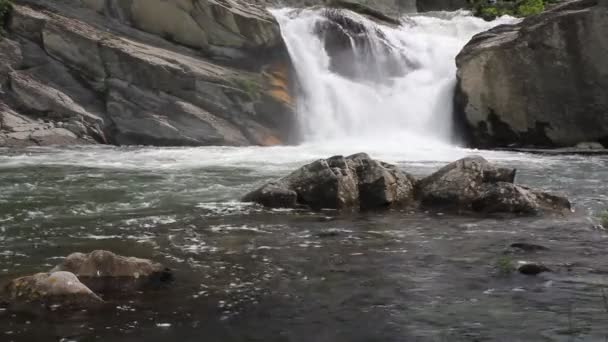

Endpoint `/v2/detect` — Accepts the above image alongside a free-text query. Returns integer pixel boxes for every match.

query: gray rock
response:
[1,2,295,147]
[2,272,103,311]
[455,0,608,148]
[416,156,516,209]
[51,250,173,293]
[242,181,298,208]
[472,182,571,214]
[417,156,570,214]
[244,153,416,210]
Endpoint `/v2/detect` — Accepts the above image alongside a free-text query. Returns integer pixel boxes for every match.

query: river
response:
[1,7,608,342]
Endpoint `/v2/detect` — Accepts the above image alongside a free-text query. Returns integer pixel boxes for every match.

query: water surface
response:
[1,145,607,341]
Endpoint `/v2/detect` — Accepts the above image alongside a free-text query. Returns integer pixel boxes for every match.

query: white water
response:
[272,9,515,148]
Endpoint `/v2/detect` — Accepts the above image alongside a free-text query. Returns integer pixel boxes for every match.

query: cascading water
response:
[272,8,515,148]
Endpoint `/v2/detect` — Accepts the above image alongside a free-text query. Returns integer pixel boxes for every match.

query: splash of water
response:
[272,9,516,147]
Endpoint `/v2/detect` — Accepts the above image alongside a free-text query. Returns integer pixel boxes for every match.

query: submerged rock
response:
[2,272,103,311]
[455,0,608,148]
[509,243,550,252]
[52,250,173,293]
[518,263,551,276]
[243,153,416,211]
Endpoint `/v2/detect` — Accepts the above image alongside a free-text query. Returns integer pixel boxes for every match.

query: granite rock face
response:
[455,0,608,148]
[0,0,295,147]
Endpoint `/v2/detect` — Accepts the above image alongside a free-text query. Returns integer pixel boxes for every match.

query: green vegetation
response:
[469,0,558,20]
[496,255,515,275]
[599,210,608,227]
[233,77,261,101]
[0,0,12,36]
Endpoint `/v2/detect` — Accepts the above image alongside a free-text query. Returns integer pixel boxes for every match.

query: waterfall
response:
[271,8,516,148]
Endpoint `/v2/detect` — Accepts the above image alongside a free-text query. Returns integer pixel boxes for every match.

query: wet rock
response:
[2,272,103,311]
[348,153,417,210]
[51,251,173,293]
[510,243,550,252]
[317,229,343,238]
[416,156,516,209]
[316,8,410,82]
[243,153,416,211]
[518,263,551,276]
[243,181,298,208]
[455,0,608,148]
[416,156,570,214]
[472,182,571,214]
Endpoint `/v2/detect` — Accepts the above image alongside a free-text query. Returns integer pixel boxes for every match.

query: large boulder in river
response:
[455,0,608,148]
[416,156,516,207]
[417,156,571,214]
[243,153,417,210]
[52,250,173,293]
[2,272,103,311]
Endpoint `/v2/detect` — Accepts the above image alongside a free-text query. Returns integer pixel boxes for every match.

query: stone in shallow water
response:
[2,271,103,311]
[243,153,416,211]
[509,243,550,253]
[52,250,173,293]
[518,263,552,276]
[416,156,516,209]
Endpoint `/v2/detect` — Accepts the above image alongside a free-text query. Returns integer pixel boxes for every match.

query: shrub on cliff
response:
[470,0,556,20]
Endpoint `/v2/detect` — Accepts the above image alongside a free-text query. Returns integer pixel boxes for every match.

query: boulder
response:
[2,272,103,311]
[472,182,571,214]
[416,156,516,208]
[51,250,173,293]
[417,156,570,214]
[243,153,416,210]
[455,0,608,148]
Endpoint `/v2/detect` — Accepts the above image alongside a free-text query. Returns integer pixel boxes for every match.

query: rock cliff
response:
[455,0,608,148]
[0,0,296,147]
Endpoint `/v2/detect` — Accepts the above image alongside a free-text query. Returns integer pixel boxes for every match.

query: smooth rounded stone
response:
[518,263,551,276]
[243,153,416,211]
[51,250,173,293]
[2,272,103,311]
[416,156,516,209]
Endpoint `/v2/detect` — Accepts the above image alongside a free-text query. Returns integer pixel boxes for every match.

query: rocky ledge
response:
[455,0,608,148]
[1,250,172,313]
[0,0,296,148]
[243,153,571,215]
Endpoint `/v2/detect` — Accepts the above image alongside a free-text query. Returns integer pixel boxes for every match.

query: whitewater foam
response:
[272,8,516,146]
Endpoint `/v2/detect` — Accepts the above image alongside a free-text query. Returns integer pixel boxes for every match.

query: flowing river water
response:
[1,8,608,342]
